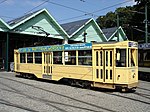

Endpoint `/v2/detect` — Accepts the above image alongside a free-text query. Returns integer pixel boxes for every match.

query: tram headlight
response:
[117,75,120,80]
[133,73,135,78]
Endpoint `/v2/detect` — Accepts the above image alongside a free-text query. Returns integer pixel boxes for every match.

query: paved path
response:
[0,72,150,112]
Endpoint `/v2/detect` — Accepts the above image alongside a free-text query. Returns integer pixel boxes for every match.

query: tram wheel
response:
[121,87,136,93]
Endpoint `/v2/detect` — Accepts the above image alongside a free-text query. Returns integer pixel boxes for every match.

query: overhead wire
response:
[0,0,144,42]
[45,0,98,17]
[0,0,8,5]
[24,0,49,15]
[1,0,134,21]
[91,0,133,14]
[0,15,15,19]
[57,0,134,22]
[0,0,134,24]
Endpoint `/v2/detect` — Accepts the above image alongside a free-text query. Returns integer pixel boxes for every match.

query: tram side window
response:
[35,52,42,64]
[53,51,63,64]
[116,49,126,67]
[20,53,26,63]
[78,50,92,66]
[65,51,76,65]
[27,53,33,63]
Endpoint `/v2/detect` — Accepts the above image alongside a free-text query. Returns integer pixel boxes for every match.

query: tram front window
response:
[116,49,126,67]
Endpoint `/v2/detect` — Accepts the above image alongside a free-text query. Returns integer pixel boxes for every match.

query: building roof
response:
[61,18,91,36]
[102,27,118,39]
[3,9,69,39]
[7,10,41,26]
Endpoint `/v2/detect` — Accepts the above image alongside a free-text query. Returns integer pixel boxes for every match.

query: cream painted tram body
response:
[14,41,138,91]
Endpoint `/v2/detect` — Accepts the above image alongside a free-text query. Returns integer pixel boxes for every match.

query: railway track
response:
[0,72,149,112]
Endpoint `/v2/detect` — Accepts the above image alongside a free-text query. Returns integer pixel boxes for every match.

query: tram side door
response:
[94,49,114,83]
[43,52,53,79]
[104,50,114,83]
[14,51,19,71]
[94,50,104,82]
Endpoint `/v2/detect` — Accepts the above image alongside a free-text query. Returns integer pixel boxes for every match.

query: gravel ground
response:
[0,72,150,112]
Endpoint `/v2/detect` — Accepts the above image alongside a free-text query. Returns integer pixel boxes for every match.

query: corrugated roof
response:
[7,9,41,26]
[102,27,118,39]
[61,18,91,36]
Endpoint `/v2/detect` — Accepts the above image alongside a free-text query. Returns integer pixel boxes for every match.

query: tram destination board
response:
[18,43,92,53]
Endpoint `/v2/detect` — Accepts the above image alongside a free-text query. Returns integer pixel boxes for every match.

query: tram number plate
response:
[43,74,52,79]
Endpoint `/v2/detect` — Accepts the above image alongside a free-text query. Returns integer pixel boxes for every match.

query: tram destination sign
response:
[18,43,92,53]
[64,43,92,50]
[18,45,64,53]
[128,42,138,47]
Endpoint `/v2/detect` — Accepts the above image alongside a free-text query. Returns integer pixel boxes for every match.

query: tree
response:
[96,6,135,28]
[134,0,150,42]
[135,0,150,4]
[96,11,116,28]
[96,2,150,42]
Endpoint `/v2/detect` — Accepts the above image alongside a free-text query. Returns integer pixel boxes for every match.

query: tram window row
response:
[19,50,92,66]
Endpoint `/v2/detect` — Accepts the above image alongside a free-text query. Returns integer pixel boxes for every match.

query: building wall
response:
[13,12,65,40]
[71,22,104,43]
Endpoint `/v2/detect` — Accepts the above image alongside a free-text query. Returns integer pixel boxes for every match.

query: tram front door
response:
[42,52,53,79]
[94,49,114,83]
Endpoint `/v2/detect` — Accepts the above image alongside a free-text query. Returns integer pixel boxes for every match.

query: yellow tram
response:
[14,41,138,91]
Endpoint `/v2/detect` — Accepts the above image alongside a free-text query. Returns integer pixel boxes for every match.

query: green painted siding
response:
[86,25,103,42]
[109,28,127,42]
[73,25,103,42]
[0,21,9,31]
[13,12,64,39]
[70,21,105,42]
[110,34,124,41]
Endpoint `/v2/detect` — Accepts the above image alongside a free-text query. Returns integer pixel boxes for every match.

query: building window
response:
[144,51,150,61]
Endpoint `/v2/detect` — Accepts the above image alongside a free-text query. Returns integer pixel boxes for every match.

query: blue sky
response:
[0,0,136,24]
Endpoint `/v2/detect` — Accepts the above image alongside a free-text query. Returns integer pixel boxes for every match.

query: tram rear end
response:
[92,41,138,91]
[114,41,138,91]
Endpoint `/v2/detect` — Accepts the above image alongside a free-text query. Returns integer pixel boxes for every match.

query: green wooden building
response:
[0,8,127,71]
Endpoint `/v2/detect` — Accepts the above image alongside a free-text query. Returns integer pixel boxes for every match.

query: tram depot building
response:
[0,9,127,71]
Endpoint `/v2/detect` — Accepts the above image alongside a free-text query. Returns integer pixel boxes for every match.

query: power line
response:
[58,15,87,22]
[57,0,133,22]
[0,0,8,5]
[0,15,15,19]
[46,1,98,17]
[0,0,134,24]
[24,0,49,15]
[91,0,133,14]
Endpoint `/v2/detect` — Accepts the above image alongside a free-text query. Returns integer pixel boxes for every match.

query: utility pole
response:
[83,31,87,42]
[116,12,119,42]
[145,2,148,43]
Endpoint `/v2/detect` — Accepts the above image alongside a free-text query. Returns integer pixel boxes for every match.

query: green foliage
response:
[96,3,150,42]
[96,6,135,28]
[96,11,116,28]
[135,0,150,4]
